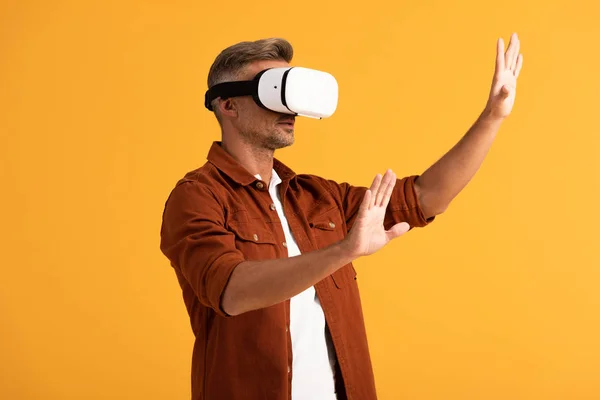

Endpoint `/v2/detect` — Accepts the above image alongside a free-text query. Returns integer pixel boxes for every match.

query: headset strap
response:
[204,80,258,111]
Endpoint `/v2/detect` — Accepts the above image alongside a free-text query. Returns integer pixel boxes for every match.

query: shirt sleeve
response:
[160,180,244,317]
[327,175,435,232]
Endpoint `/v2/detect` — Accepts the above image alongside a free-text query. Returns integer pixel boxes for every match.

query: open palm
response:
[344,169,410,258]
[486,33,524,119]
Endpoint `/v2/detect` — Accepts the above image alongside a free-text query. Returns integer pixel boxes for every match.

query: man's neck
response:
[221,136,275,185]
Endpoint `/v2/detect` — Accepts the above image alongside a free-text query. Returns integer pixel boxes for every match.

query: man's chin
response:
[266,132,294,150]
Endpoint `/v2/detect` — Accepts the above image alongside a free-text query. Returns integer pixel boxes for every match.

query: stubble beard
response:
[265,126,294,150]
[241,126,295,151]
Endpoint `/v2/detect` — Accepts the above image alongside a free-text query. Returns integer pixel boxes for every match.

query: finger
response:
[496,37,505,72]
[510,34,520,71]
[514,53,523,78]
[375,170,393,206]
[505,33,518,71]
[358,189,372,214]
[386,222,410,241]
[368,174,382,209]
[381,171,397,210]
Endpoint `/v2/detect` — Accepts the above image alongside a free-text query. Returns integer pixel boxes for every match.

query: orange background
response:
[2,0,600,399]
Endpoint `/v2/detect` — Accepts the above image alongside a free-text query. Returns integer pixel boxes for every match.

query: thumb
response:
[386,222,410,240]
[501,85,511,98]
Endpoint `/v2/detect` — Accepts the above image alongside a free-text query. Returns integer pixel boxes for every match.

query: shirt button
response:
[329,222,336,228]
[282,242,287,248]
[286,326,289,332]
[253,234,259,241]
[288,366,291,374]
[256,181,264,190]
[270,203,276,211]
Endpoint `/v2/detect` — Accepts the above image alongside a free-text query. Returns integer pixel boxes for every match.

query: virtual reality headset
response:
[204,67,338,119]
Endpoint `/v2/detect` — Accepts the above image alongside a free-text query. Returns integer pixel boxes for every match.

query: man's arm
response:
[161,173,407,317]
[415,33,524,219]
[221,241,353,315]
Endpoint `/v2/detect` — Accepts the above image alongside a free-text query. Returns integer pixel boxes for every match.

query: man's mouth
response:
[278,119,295,127]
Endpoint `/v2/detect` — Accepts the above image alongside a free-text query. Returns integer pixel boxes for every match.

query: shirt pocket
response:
[227,220,279,261]
[309,206,344,241]
[308,207,356,288]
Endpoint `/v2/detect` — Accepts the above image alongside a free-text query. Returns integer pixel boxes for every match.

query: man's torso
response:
[161,143,377,400]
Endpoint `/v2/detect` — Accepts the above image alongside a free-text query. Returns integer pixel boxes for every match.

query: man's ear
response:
[218,98,238,118]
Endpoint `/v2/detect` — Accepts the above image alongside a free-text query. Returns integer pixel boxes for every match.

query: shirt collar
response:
[254,168,282,190]
[206,141,296,186]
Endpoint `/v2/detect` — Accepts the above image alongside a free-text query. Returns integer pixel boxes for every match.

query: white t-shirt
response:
[255,169,337,400]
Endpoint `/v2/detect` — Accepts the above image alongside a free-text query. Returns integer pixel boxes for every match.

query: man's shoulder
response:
[162,162,225,208]
[289,173,352,208]
[293,172,346,195]
[161,162,227,224]
[294,172,332,187]
[173,162,218,188]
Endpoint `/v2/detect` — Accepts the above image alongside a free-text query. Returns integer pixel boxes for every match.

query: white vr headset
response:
[204,67,338,119]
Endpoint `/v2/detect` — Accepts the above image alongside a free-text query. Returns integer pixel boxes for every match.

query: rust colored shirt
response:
[160,142,433,400]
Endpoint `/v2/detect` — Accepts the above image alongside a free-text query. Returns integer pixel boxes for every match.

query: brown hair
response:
[208,38,293,87]
[207,38,293,119]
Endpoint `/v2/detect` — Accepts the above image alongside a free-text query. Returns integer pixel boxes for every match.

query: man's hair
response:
[207,38,294,120]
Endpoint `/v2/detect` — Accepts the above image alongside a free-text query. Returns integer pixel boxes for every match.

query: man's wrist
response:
[480,106,506,127]
[333,238,360,266]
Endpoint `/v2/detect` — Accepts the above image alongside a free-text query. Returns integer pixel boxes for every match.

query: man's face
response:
[226,60,296,150]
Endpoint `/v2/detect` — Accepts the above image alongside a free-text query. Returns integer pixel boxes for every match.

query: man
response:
[160,35,523,400]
